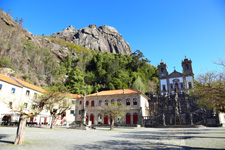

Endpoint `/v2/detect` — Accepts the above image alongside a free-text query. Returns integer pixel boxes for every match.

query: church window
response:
[186,64,189,69]
[170,84,173,89]
[180,83,184,89]
[126,98,130,105]
[175,83,179,89]
[161,68,164,72]
[162,85,166,91]
[188,82,192,89]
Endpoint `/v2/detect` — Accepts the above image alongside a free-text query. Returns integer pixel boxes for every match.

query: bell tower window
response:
[161,68,164,73]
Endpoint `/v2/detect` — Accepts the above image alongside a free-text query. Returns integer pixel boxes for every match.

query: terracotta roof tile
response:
[13,77,46,93]
[0,74,23,87]
[87,89,141,97]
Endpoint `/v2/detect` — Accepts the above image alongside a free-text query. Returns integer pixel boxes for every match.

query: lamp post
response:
[81,87,87,127]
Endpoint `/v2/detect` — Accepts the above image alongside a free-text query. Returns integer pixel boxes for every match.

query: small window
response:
[86,101,89,106]
[117,99,122,106]
[98,100,102,106]
[11,88,15,93]
[188,82,192,89]
[9,102,12,109]
[105,100,108,106]
[91,100,95,107]
[72,100,75,104]
[0,84,2,90]
[32,104,35,110]
[26,90,30,96]
[34,93,38,98]
[80,101,82,105]
[186,64,189,69]
[170,84,173,89]
[24,103,28,108]
[70,110,75,114]
[162,85,166,91]
[126,98,130,105]
[79,110,82,114]
[133,98,137,105]
[180,83,184,89]
[111,99,115,104]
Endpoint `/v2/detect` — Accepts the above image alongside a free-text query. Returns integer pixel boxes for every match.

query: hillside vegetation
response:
[0,9,158,94]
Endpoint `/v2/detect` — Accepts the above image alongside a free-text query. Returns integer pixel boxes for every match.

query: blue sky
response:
[1,0,225,76]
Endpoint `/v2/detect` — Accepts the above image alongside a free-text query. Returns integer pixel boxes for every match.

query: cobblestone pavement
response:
[0,126,225,150]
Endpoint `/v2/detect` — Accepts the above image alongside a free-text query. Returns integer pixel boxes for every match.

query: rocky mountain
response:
[51,24,132,55]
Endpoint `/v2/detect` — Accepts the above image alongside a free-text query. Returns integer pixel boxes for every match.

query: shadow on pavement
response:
[0,134,14,144]
[68,140,225,150]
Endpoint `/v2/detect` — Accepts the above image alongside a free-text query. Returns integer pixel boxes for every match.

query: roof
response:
[168,70,183,78]
[87,89,141,97]
[0,74,23,87]
[12,77,46,93]
[66,94,83,99]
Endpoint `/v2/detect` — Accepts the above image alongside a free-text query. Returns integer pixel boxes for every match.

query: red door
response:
[104,115,108,125]
[86,115,89,122]
[133,113,138,124]
[90,114,94,125]
[126,113,131,125]
[44,117,47,124]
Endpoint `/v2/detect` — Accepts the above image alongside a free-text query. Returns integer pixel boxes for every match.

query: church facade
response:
[149,57,221,126]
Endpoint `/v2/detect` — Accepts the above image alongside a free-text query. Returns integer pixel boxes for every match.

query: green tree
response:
[100,103,129,130]
[43,86,73,129]
[0,56,11,68]
[66,67,84,94]
[131,76,146,93]
[191,71,225,112]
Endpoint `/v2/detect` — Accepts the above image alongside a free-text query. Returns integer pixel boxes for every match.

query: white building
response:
[0,74,79,126]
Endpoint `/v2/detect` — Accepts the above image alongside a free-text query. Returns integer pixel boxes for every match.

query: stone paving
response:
[0,126,225,150]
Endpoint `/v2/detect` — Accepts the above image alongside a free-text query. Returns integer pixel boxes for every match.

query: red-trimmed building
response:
[75,89,150,126]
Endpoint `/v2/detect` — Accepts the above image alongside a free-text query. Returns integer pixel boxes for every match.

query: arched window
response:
[91,100,95,107]
[126,98,130,105]
[111,99,115,104]
[133,98,137,105]
[105,100,108,106]
[86,101,89,106]
[80,101,82,105]
[98,100,102,106]
[117,99,122,106]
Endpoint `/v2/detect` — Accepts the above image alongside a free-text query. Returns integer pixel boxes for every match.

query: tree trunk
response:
[14,115,27,145]
[50,115,56,129]
[110,118,115,130]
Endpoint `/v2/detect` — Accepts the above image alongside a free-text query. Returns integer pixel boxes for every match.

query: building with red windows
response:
[75,89,150,126]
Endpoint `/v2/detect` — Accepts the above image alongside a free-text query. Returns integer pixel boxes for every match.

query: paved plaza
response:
[0,126,225,150]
